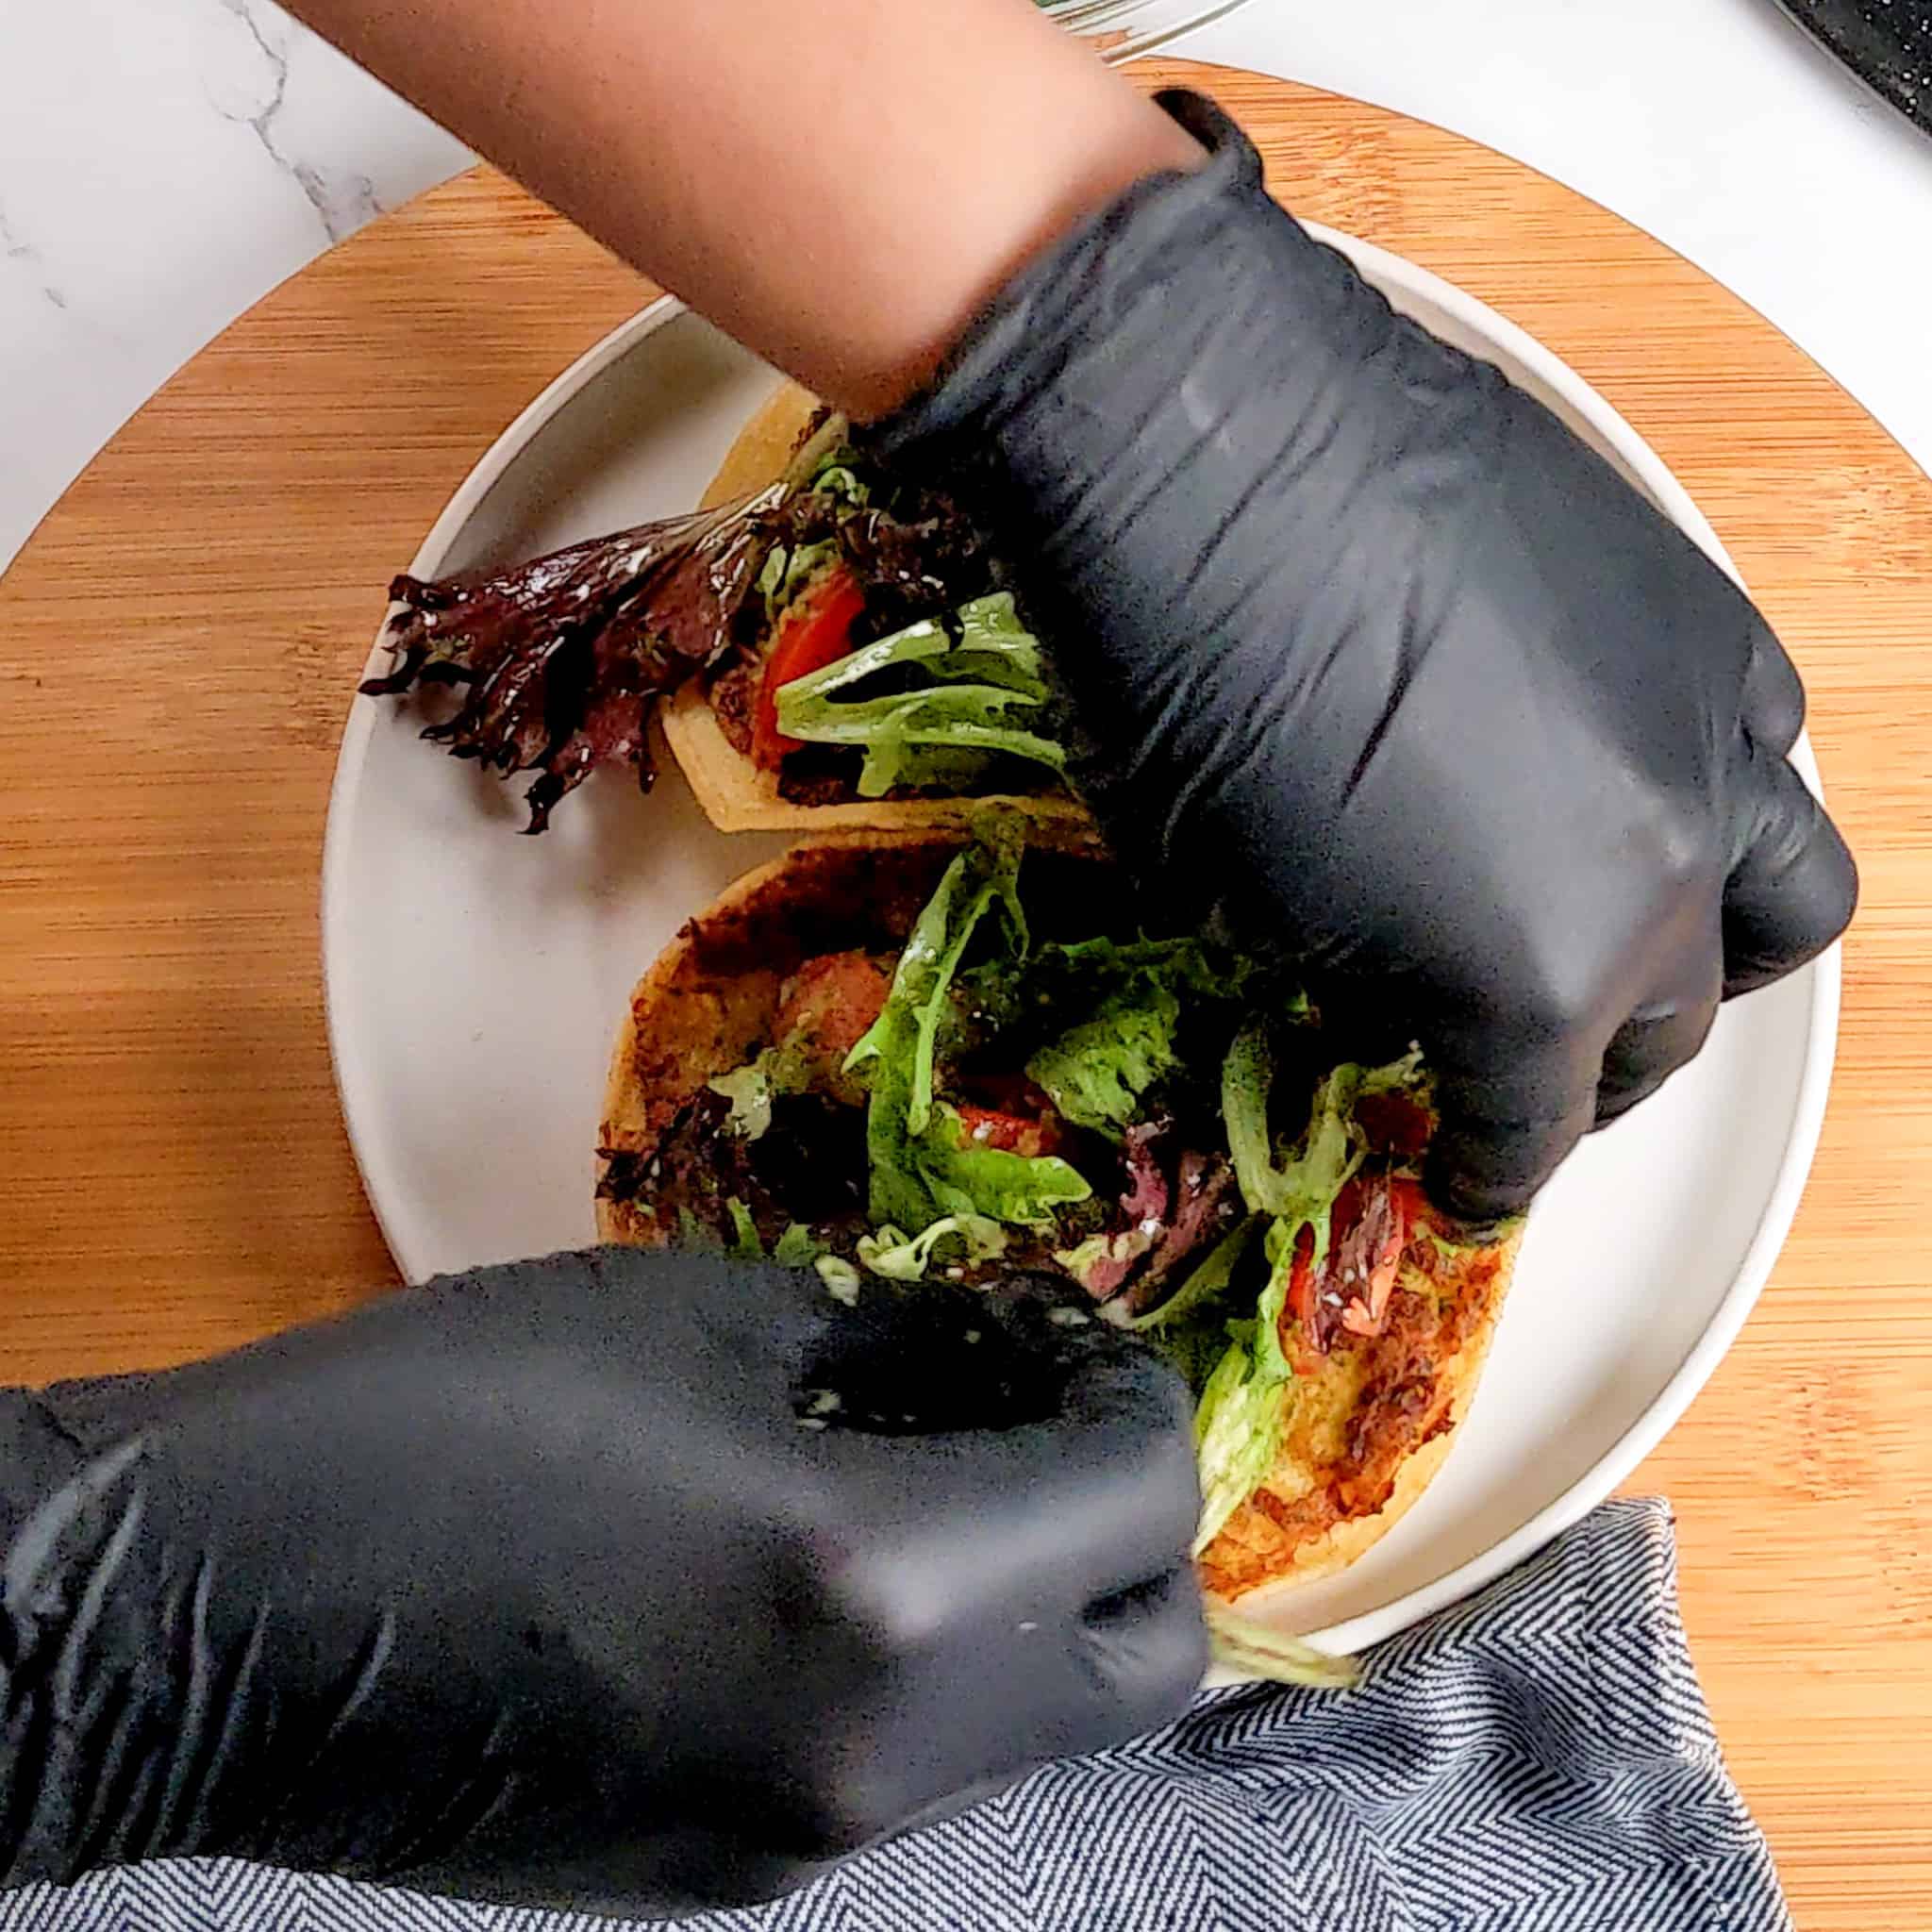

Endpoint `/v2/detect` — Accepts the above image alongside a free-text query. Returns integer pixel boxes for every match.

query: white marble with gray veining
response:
[0,0,468,568]
[5,0,1932,575]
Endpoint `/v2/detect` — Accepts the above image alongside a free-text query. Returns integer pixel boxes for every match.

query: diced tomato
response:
[955,1105,1067,1160]
[958,1073,1058,1118]
[753,568,869,770]
[1282,1223,1321,1374]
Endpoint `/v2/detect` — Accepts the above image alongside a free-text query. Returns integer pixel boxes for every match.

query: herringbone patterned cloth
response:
[0,1497,1790,1931]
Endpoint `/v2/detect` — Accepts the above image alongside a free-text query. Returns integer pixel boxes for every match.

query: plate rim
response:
[320,235,1841,1656]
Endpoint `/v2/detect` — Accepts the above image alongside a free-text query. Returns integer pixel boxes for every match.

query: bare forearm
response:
[280,0,1197,416]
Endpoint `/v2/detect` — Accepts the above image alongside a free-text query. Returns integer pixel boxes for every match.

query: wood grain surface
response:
[3,58,1928,1928]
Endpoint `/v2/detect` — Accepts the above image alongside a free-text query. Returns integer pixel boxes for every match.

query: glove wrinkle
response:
[874,83,1850,1219]
[0,1251,1204,1915]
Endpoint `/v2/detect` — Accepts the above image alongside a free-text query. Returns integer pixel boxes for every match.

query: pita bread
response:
[696,380,826,513]
[595,832,1520,1600]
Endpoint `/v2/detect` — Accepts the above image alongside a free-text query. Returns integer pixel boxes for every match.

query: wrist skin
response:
[275,0,1204,419]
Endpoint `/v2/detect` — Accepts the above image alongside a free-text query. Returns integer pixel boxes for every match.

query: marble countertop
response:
[5,0,1932,575]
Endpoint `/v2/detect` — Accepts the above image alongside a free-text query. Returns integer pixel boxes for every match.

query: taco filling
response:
[596,824,1519,1599]
[359,398,1074,830]
[706,417,1074,808]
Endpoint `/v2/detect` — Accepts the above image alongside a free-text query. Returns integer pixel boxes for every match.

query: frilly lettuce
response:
[847,824,1090,1231]
[708,1061,775,1141]
[1115,1215,1261,1392]
[774,593,1067,798]
[845,818,1026,1137]
[1024,935,1261,1139]
[1197,1030,1433,1523]
[774,1223,827,1269]
[707,1024,836,1141]
[858,1213,1009,1281]
[794,822,1435,1610]
[755,537,840,626]
[1192,1342,1290,1552]
[920,1112,1091,1226]
[1026,974,1184,1138]
[1224,1023,1423,1226]
[725,1198,764,1262]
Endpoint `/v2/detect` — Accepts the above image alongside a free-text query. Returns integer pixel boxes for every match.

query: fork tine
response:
[1095,0,1260,61]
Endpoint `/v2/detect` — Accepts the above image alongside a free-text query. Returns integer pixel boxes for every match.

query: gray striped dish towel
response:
[0,1496,1790,1931]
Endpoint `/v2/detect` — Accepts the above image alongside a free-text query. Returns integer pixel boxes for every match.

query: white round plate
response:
[322,228,1839,1655]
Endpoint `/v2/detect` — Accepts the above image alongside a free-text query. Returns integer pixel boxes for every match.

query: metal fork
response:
[1047,0,1261,65]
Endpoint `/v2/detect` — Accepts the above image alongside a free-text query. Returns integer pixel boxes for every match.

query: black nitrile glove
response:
[0,1249,1203,1918]
[868,91,1857,1226]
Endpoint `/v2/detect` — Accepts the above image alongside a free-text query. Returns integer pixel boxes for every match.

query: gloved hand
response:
[0,1248,1203,1918]
[866,91,1857,1226]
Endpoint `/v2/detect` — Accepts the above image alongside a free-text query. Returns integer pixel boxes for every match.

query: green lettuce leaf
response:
[1119,1215,1265,1392]
[1222,1021,1285,1217]
[1224,1029,1422,1224]
[920,1109,1091,1227]
[844,820,1027,1134]
[855,721,1059,802]
[816,1254,862,1305]
[708,1061,774,1141]
[774,593,1066,796]
[1019,935,1268,1141]
[830,694,1063,802]
[706,1020,844,1141]
[1027,972,1183,1138]
[848,824,1090,1231]
[787,684,1051,741]
[1254,1210,1332,1382]
[864,1038,944,1235]
[778,594,1048,707]
[1203,1608,1360,1689]
[808,460,868,507]
[724,1198,764,1262]
[774,1223,826,1269]
[751,431,871,623]
[1192,1342,1291,1552]
[857,1213,1009,1281]
[858,743,1000,798]
[1039,933,1250,997]
[1275,1053,1425,1215]
[1191,1039,1435,1522]
[755,537,841,626]
[1133,1215,1260,1337]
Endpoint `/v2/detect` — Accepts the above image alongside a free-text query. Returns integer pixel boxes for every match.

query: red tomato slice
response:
[753,569,869,770]
[1282,1223,1321,1374]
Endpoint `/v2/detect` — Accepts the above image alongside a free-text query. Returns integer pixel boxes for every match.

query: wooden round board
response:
[2,58,1927,1926]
